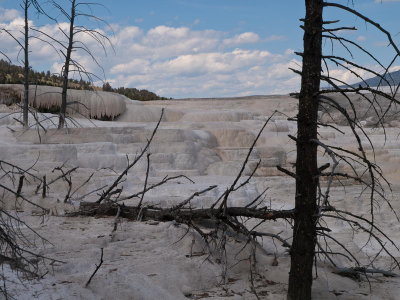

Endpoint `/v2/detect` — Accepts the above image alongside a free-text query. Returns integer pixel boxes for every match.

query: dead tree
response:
[286,1,400,299]
[287,1,323,299]
[22,0,31,128]
[22,1,43,129]
[1,1,46,128]
[38,0,112,129]
[57,0,75,129]
[0,160,60,299]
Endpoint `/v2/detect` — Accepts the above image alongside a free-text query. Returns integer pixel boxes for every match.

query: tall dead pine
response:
[287,1,323,299]
[58,0,76,129]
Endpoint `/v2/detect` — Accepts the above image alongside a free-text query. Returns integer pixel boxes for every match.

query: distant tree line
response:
[0,59,168,101]
[102,82,169,101]
[0,59,92,90]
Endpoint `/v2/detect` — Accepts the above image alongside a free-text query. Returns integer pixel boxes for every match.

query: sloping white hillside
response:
[0,84,127,120]
[1,95,400,299]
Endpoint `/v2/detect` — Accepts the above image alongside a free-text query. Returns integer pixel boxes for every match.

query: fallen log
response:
[333,266,399,280]
[73,201,295,222]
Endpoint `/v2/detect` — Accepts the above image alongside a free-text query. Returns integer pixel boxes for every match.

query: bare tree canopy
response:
[31,0,113,128]
[287,1,400,299]
[1,0,47,128]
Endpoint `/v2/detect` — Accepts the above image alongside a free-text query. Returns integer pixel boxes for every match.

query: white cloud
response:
[223,32,260,46]
[0,14,299,98]
[104,26,299,97]
[111,59,150,75]
[284,49,295,55]
[0,8,20,22]
[153,49,272,76]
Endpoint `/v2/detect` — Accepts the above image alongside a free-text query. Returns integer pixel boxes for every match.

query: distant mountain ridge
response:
[350,70,400,88]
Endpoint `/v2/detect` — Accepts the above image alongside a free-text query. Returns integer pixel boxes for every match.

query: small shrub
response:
[0,87,21,106]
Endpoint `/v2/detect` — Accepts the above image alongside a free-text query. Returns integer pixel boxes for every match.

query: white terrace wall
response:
[0,84,127,120]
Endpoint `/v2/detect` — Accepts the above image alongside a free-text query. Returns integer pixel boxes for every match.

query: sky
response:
[0,0,400,98]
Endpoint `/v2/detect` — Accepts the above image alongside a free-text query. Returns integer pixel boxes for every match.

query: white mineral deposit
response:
[1,88,400,299]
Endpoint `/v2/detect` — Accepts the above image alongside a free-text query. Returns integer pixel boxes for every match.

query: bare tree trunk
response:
[287,1,323,299]
[58,0,76,129]
[23,0,29,128]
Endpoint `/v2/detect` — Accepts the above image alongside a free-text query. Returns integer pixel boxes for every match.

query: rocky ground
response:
[1,94,400,299]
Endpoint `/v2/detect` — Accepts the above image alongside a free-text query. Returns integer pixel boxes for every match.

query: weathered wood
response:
[75,202,295,222]
[23,0,29,128]
[333,267,399,280]
[16,175,24,199]
[85,248,104,287]
[58,0,76,129]
[288,1,323,299]
[42,175,46,198]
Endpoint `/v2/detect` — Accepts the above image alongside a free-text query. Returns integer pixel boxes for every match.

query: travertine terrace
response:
[1,91,400,299]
